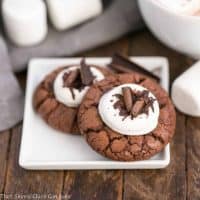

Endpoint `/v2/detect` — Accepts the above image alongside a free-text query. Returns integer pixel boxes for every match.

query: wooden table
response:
[0,29,199,200]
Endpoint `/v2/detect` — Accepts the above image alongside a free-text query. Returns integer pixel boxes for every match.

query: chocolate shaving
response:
[108,53,160,82]
[80,58,95,85]
[113,87,156,119]
[113,95,129,120]
[69,87,75,100]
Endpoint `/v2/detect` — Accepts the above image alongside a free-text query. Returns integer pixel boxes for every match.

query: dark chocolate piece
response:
[122,87,133,112]
[108,63,133,74]
[109,53,160,82]
[131,100,145,117]
[80,58,94,85]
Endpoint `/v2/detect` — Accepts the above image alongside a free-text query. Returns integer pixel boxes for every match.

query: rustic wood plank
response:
[62,37,129,200]
[63,170,123,200]
[4,125,64,199]
[0,71,26,195]
[186,117,200,200]
[123,30,188,200]
[0,131,10,194]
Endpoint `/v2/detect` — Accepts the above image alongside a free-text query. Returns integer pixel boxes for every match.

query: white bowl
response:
[138,0,200,59]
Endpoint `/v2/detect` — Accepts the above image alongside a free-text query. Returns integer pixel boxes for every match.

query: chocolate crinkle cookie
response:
[78,73,176,161]
[33,60,112,134]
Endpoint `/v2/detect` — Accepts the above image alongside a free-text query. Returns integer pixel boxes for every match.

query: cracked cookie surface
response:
[33,65,112,134]
[78,73,176,161]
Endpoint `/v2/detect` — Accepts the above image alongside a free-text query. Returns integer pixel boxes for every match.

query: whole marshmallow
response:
[2,0,47,46]
[98,84,160,136]
[158,0,200,15]
[46,0,102,31]
[54,66,104,108]
[172,61,200,116]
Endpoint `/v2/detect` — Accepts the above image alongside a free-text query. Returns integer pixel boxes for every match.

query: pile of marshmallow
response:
[2,0,102,46]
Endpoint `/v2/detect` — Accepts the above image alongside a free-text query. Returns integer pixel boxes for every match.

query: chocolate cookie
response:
[78,73,176,161]
[33,61,112,134]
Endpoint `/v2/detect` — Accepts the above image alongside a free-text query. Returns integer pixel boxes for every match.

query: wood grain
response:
[186,117,200,200]
[0,131,10,193]
[62,170,123,200]
[4,125,64,199]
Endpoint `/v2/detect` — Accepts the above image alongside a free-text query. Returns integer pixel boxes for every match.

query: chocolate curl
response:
[122,87,133,112]
[80,58,94,85]
[69,87,75,100]
[131,100,145,117]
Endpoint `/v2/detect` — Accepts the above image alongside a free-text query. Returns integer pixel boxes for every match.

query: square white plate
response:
[19,57,170,170]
